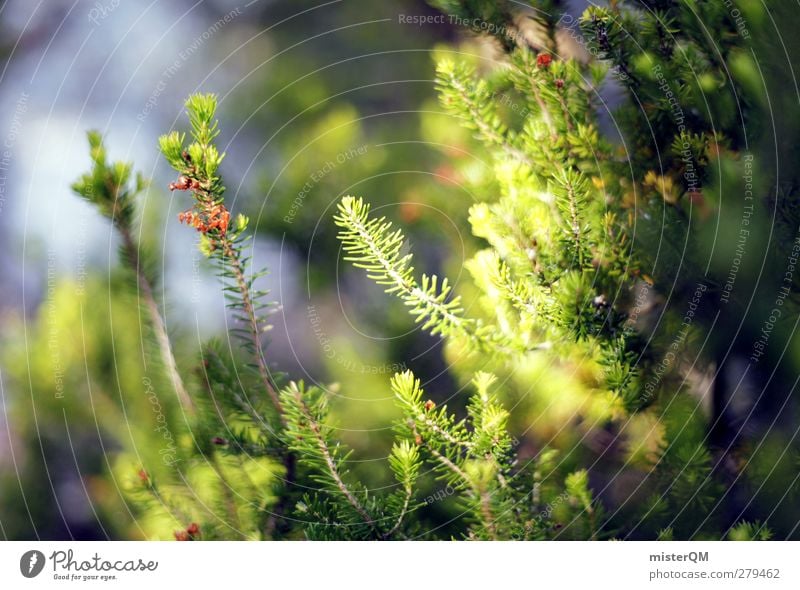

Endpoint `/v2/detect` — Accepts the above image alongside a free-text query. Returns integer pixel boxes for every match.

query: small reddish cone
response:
[169,175,201,192]
[175,522,200,541]
[555,78,565,89]
[138,469,149,484]
[424,400,435,412]
[536,53,552,68]
[169,175,192,191]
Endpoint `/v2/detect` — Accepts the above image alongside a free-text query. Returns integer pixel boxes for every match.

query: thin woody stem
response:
[218,236,285,425]
[186,184,295,536]
[291,387,376,529]
[413,425,500,538]
[382,485,412,540]
[426,442,470,482]
[118,225,195,413]
[428,446,497,539]
[418,415,474,450]
[213,217,297,538]
[191,185,285,424]
[477,485,499,540]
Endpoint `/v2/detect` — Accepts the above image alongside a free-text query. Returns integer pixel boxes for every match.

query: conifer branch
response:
[64,0,789,542]
[425,441,470,482]
[219,234,284,422]
[436,60,535,167]
[119,226,195,412]
[382,494,411,540]
[512,52,558,138]
[392,369,513,537]
[306,418,374,528]
[282,382,376,530]
[71,132,194,412]
[158,94,298,538]
[420,416,474,450]
[335,196,491,350]
[158,94,285,423]
[549,169,596,273]
[383,441,420,539]
[477,487,499,540]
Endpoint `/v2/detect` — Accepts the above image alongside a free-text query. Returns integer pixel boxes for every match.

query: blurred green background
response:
[0,0,507,539]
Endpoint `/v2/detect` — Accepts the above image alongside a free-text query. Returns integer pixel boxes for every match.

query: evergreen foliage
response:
[63,0,800,540]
